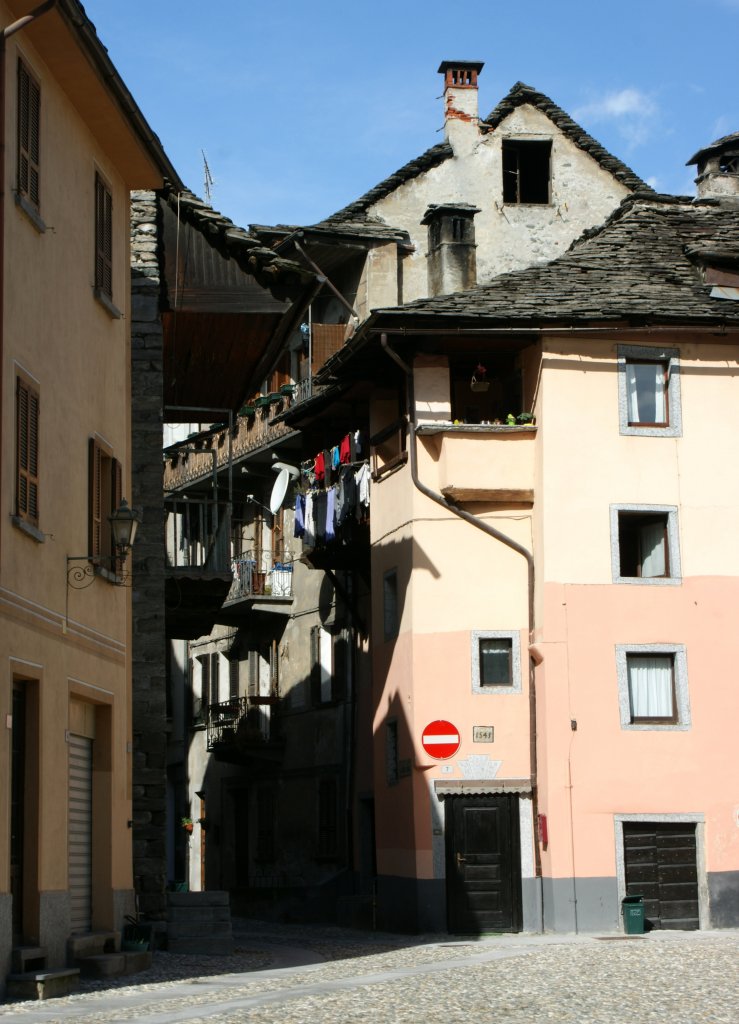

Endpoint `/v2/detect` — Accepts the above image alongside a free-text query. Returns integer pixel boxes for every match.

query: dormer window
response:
[502,139,551,204]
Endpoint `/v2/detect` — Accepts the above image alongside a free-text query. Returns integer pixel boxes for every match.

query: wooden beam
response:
[442,487,534,504]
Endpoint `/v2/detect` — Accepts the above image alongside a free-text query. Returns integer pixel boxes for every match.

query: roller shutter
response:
[68,734,93,933]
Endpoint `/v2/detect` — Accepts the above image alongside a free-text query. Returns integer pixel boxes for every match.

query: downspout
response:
[0,0,57,558]
[380,332,544,929]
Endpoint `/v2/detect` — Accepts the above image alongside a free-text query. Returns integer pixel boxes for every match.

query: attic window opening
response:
[719,153,739,175]
[502,140,551,205]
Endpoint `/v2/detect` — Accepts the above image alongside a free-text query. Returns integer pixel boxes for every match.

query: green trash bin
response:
[622,894,645,934]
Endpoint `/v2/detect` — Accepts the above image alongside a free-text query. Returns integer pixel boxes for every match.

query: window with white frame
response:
[610,504,681,585]
[615,644,690,730]
[617,345,681,437]
[471,630,522,695]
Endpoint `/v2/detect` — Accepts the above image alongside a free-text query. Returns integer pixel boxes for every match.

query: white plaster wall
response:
[367,105,631,306]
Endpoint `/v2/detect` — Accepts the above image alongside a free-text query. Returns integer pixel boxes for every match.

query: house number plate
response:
[473,726,494,743]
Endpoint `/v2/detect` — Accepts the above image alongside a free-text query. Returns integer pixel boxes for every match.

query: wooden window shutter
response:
[210,652,220,706]
[16,378,39,524]
[332,633,348,703]
[95,173,113,298]
[310,625,321,705]
[229,659,239,701]
[89,439,102,559]
[17,60,40,208]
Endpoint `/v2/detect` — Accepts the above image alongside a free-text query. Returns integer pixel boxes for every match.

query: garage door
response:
[69,734,93,933]
[623,821,699,930]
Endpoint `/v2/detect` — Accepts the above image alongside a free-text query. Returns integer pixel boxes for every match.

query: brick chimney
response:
[687,132,739,201]
[438,61,484,157]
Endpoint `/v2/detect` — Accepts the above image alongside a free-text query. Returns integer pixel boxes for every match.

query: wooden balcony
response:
[417,424,536,505]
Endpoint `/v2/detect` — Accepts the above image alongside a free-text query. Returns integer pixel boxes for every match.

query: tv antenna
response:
[202,150,215,205]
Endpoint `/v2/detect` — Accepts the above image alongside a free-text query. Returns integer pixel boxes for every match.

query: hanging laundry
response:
[331,446,340,470]
[355,462,371,519]
[294,493,305,538]
[339,433,351,464]
[337,465,357,526]
[304,492,316,548]
[326,486,336,542]
[314,451,325,483]
[314,490,328,542]
[354,430,363,456]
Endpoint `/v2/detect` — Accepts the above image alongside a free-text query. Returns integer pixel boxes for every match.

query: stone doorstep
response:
[11,946,46,973]
[78,953,127,978]
[67,930,120,961]
[123,950,153,975]
[167,920,233,939]
[6,969,80,1002]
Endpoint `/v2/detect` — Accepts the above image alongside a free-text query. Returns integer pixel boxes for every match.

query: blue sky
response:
[86,0,738,230]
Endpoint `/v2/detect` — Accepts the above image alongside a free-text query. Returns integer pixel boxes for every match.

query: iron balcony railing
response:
[206,695,278,751]
[225,553,294,602]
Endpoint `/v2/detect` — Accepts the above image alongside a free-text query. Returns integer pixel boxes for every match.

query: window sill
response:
[14,193,47,233]
[614,575,681,587]
[11,515,45,543]
[93,287,123,319]
[622,721,690,732]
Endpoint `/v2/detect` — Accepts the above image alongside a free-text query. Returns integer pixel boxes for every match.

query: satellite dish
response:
[269,468,290,514]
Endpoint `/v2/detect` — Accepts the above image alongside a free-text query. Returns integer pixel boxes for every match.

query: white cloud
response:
[573,88,659,149]
[645,176,660,189]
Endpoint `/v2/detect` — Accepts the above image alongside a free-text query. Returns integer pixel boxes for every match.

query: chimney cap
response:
[438,60,485,76]
[421,202,481,225]
[686,131,739,167]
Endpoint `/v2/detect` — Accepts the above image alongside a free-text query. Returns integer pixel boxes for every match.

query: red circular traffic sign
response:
[421,720,461,760]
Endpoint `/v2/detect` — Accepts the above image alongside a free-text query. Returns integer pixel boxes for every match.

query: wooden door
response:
[445,794,522,934]
[623,821,699,929]
[10,686,26,943]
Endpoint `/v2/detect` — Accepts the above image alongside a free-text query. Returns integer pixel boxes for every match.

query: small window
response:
[383,569,398,640]
[618,345,681,437]
[502,139,551,204]
[471,630,522,695]
[88,437,121,568]
[479,637,513,686]
[619,512,668,578]
[16,376,40,526]
[616,644,690,730]
[17,60,41,210]
[94,172,113,299]
[626,360,668,426]
[626,654,676,724]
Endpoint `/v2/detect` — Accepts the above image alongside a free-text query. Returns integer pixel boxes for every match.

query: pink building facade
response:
[307,183,739,933]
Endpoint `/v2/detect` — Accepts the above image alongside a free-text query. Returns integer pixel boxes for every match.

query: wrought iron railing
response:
[225,554,294,602]
[206,695,278,750]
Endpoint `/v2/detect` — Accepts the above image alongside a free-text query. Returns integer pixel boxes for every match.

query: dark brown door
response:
[11,685,26,943]
[446,794,522,934]
[623,822,699,930]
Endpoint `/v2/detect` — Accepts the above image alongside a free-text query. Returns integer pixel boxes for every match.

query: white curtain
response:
[640,521,666,577]
[628,656,673,718]
[627,363,666,424]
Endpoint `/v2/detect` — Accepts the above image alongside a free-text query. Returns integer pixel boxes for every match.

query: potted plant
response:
[255,395,271,409]
[239,404,255,418]
[517,411,535,425]
[181,816,194,834]
[279,383,295,396]
[470,363,490,392]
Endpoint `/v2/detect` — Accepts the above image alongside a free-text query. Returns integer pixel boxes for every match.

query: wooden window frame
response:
[478,636,513,687]
[626,653,678,725]
[625,359,670,428]
[15,376,40,526]
[617,511,670,579]
[94,172,113,300]
[88,437,122,569]
[17,59,40,211]
[502,139,552,205]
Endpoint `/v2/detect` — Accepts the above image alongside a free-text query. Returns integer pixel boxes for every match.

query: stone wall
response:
[130,190,168,918]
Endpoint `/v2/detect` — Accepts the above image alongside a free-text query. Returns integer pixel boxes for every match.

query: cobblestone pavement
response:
[1,921,737,1024]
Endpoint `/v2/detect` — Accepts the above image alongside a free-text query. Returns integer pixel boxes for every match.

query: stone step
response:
[67,930,120,962]
[6,969,80,1002]
[11,946,46,973]
[167,890,229,907]
[78,953,126,978]
[166,935,234,955]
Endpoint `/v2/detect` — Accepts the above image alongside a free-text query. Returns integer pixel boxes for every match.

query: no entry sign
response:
[421,720,461,760]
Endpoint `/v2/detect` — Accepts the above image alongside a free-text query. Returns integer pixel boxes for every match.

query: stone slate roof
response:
[369,195,739,327]
[160,185,313,292]
[482,82,652,194]
[250,219,411,246]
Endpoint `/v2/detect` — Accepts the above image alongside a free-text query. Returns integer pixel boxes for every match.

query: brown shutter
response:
[16,378,39,525]
[89,439,102,558]
[310,625,321,705]
[95,174,113,297]
[17,61,40,208]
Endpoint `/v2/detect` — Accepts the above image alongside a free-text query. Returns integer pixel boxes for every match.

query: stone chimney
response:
[422,203,480,296]
[438,60,484,157]
[687,132,739,201]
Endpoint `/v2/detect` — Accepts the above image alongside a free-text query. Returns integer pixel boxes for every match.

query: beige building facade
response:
[0,0,176,987]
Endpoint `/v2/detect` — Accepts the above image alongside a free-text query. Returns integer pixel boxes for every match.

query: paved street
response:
[1,922,737,1024]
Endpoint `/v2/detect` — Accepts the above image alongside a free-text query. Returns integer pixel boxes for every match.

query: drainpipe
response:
[379,332,544,928]
[0,0,57,558]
